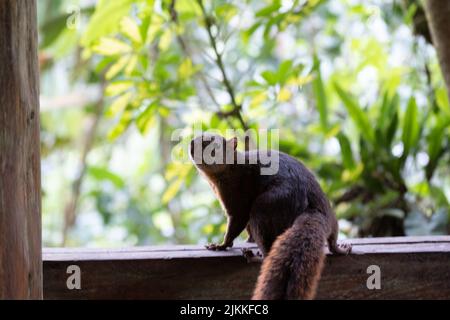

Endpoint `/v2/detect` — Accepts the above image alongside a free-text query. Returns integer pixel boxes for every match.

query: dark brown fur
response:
[190,135,351,299]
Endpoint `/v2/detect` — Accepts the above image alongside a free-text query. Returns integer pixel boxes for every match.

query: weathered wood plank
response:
[0,0,42,299]
[43,236,450,299]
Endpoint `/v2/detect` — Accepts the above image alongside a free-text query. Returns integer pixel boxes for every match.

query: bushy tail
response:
[252,212,327,300]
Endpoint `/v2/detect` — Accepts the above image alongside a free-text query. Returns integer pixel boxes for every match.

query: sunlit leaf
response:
[147,14,164,43]
[215,3,238,21]
[436,87,450,117]
[162,178,183,204]
[120,16,142,44]
[159,29,173,51]
[107,92,132,117]
[108,111,132,140]
[106,55,130,79]
[125,54,139,75]
[162,164,192,204]
[175,0,202,19]
[178,58,195,79]
[341,163,363,182]
[105,81,133,96]
[277,87,292,102]
[93,37,132,56]
[250,91,267,108]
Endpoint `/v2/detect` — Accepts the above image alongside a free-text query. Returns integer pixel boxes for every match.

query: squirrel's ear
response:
[228,137,238,150]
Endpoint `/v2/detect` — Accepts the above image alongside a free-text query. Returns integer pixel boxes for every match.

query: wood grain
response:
[43,236,450,299]
[0,0,42,299]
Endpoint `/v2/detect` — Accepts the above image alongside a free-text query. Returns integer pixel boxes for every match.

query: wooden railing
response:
[43,236,450,299]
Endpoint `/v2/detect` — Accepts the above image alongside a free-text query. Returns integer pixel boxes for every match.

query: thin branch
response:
[61,79,106,245]
[196,0,249,131]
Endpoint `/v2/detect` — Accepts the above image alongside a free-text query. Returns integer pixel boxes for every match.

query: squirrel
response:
[189,134,351,300]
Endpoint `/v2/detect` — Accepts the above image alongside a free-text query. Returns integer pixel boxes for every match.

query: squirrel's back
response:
[254,151,331,214]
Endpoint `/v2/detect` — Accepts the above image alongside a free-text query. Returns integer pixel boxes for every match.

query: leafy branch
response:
[169,0,221,110]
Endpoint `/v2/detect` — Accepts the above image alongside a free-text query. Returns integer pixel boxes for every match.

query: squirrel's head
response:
[190,134,238,175]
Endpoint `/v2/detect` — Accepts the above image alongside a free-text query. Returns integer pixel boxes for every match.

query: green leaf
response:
[337,133,356,170]
[436,87,450,117]
[277,60,293,83]
[334,83,374,142]
[243,23,261,44]
[401,97,420,158]
[136,103,157,135]
[215,3,238,21]
[87,166,125,188]
[312,56,328,130]
[377,92,398,131]
[404,3,418,25]
[139,11,152,43]
[95,56,115,73]
[426,116,450,180]
[255,1,281,17]
[261,70,277,86]
[385,110,398,148]
[108,111,132,140]
[40,7,95,49]
[81,0,137,46]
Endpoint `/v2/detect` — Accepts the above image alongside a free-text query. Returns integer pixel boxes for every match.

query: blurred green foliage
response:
[38,0,450,247]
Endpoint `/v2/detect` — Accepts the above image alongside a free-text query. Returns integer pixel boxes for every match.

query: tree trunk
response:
[0,0,42,299]
[424,0,450,102]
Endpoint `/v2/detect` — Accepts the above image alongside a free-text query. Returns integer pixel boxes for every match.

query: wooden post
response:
[0,0,42,299]
[424,0,450,102]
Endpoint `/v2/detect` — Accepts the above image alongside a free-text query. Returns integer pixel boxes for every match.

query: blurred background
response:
[37,0,450,247]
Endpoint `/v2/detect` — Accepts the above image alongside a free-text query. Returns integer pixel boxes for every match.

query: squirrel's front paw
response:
[334,243,352,255]
[205,243,230,251]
